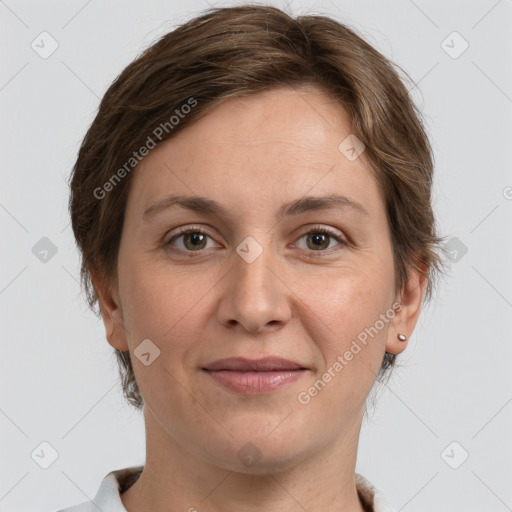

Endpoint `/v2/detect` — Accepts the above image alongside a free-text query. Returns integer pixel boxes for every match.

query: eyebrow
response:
[143,193,369,221]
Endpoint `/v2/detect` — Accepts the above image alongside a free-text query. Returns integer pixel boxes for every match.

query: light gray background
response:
[1,1,511,511]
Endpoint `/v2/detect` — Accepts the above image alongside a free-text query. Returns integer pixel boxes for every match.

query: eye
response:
[164,226,217,253]
[294,226,347,253]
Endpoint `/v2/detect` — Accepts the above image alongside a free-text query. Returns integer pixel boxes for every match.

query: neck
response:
[121,406,368,512]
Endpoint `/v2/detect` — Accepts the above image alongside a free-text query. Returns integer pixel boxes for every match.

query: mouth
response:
[201,357,309,394]
[202,356,308,372]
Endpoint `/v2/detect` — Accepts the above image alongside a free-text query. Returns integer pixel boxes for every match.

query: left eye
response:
[294,228,346,252]
[164,227,346,254]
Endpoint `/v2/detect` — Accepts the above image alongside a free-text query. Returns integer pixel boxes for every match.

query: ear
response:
[385,263,428,355]
[91,270,129,352]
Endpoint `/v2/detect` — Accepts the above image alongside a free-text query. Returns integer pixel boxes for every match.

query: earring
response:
[397,333,407,341]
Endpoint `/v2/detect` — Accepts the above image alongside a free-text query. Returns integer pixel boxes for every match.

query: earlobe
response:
[90,270,129,352]
[386,263,428,355]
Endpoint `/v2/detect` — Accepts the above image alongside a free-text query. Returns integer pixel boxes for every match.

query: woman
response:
[59,4,444,512]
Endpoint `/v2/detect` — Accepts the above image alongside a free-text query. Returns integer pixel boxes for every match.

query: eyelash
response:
[164,225,348,257]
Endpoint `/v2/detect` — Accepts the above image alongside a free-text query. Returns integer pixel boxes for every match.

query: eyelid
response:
[297,224,345,240]
[164,224,212,239]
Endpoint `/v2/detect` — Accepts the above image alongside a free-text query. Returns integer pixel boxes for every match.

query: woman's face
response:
[98,85,422,472]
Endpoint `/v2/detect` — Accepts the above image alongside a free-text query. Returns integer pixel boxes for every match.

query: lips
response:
[202,356,306,372]
[202,357,308,394]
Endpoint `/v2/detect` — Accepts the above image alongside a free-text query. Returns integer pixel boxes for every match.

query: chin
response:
[221,448,307,476]
[204,429,313,475]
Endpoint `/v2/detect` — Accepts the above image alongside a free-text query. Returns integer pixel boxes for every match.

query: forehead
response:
[126,85,383,220]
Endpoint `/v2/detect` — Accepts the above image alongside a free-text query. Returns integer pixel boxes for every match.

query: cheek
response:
[120,261,207,347]
[295,278,392,418]
[290,272,394,439]
[119,266,208,401]
[299,254,395,369]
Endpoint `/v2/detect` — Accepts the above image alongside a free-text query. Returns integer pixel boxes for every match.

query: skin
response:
[92,85,426,512]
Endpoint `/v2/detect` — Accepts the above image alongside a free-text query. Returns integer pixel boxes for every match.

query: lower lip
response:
[203,370,307,394]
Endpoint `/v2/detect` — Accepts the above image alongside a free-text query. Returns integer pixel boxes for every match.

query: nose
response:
[216,240,291,334]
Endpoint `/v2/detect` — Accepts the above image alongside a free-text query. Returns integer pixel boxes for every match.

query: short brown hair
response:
[69,4,445,409]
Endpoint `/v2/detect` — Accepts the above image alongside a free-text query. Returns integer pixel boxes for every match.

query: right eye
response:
[164,226,219,254]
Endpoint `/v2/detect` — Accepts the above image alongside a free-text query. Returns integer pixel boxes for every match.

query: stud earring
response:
[397,333,407,341]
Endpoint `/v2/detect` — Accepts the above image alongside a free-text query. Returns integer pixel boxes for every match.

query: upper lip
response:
[202,357,307,372]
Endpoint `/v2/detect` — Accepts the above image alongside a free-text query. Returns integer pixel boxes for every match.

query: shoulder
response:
[56,502,96,512]
[56,466,144,512]
[355,472,397,512]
